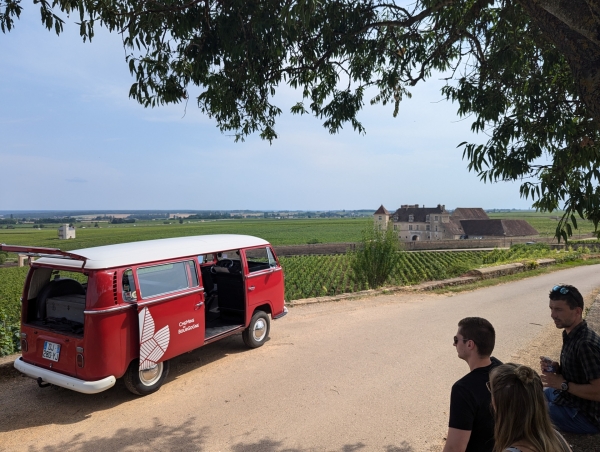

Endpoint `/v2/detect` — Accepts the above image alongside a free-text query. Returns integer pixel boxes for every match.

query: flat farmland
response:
[2,211,597,253]
[0,218,371,250]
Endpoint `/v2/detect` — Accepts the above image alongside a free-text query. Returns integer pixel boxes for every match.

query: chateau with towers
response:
[374,204,538,241]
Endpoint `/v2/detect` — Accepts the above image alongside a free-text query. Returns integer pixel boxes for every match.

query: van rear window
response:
[137,260,197,298]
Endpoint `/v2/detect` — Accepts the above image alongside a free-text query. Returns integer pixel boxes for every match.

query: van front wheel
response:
[242,311,270,348]
[124,359,169,396]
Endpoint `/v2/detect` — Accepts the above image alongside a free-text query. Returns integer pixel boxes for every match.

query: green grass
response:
[0,218,371,251]
[0,267,27,356]
[3,212,598,254]
[432,258,600,294]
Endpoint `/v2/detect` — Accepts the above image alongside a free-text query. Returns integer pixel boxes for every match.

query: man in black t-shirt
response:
[442,317,501,452]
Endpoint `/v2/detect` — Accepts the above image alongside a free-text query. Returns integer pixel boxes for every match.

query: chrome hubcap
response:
[139,362,163,386]
[252,318,267,342]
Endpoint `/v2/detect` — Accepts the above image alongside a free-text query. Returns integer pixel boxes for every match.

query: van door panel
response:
[243,247,285,322]
[137,290,205,366]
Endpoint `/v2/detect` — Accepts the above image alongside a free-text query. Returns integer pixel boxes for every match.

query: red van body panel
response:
[20,324,83,377]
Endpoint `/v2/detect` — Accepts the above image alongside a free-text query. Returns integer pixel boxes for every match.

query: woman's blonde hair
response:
[490,363,566,452]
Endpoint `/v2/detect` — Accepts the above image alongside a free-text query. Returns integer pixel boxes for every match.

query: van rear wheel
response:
[124,359,169,396]
[242,311,270,348]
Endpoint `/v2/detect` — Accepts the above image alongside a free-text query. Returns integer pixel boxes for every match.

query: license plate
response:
[42,341,61,362]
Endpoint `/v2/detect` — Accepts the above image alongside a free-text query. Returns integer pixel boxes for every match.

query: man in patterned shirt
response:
[540,284,600,434]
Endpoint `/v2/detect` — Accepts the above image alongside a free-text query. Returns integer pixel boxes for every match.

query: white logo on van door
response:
[178,318,199,334]
[138,307,170,371]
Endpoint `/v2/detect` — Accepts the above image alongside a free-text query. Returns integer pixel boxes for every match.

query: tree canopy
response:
[3,0,600,240]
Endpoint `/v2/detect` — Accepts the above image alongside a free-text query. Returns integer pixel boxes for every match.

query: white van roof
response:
[34,234,270,270]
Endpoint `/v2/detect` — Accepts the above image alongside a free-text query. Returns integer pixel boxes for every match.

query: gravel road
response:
[1,264,599,452]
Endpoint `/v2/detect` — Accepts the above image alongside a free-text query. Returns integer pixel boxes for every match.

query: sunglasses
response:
[453,336,470,345]
[552,285,570,295]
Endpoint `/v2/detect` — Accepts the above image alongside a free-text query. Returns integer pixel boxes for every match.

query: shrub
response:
[351,225,399,289]
[0,308,20,356]
[447,262,475,277]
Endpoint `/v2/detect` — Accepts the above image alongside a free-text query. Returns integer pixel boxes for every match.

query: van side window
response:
[123,269,137,302]
[266,247,277,268]
[186,260,199,287]
[137,262,190,298]
[246,247,277,273]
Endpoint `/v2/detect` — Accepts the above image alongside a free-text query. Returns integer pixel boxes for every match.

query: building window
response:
[409,225,413,231]
[435,216,438,221]
[426,225,430,231]
[416,225,419,230]
[408,215,414,222]
[435,226,438,232]
[393,224,397,230]
[426,215,430,222]
[378,216,382,220]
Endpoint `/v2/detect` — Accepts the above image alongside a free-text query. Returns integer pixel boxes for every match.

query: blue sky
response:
[0,6,535,212]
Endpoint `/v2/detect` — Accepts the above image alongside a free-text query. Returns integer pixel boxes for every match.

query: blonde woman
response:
[489,363,572,452]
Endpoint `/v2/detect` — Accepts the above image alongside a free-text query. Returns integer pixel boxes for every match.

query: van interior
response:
[200,250,246,340]
[25,268,87,336]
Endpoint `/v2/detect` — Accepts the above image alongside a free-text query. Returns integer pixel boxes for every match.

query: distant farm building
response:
[375,204,538,241]
[58,224,76,240]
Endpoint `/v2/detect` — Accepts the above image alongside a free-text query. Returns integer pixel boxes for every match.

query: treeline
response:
[0,217,76,224]
[33,217,77,224]
[186,212,241,220]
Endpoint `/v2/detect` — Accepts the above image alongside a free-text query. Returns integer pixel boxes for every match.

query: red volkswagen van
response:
[1,234,287,396]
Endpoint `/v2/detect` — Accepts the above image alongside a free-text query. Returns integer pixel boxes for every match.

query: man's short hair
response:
[458,317,495,357]
[549,284,584,310]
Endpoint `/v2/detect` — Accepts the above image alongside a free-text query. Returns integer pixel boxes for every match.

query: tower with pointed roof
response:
[373,205,390,231]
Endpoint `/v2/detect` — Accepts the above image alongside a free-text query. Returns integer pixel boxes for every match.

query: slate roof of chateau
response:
[392,205,447,222]
[374,205,390,215]
[444,219,465,236]
[451,208,490,221]
[460,219,538,237]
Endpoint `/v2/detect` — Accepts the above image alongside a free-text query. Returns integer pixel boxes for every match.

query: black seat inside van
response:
[214,272,244,315]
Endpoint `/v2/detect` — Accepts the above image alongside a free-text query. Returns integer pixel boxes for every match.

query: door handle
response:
[195,301,204,308]
[248,286,255,291]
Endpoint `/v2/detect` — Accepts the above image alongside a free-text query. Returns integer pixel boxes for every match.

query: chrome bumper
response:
[14,357,116,394]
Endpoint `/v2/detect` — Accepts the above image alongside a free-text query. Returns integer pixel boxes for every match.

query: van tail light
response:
[76,347,84,368]
[20,333,28,352]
